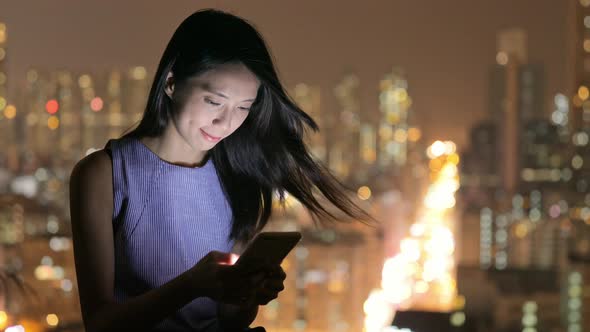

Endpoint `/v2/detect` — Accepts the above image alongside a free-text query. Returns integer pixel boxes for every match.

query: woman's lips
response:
[200,129,221,142]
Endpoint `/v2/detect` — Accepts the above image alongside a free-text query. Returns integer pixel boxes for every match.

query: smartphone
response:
[234,231,302,268]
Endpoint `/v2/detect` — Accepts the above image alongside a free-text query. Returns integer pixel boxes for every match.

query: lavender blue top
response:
[106,137,234,331]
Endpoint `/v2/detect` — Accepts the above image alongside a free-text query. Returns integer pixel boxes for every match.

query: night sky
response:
[0,0,567,150]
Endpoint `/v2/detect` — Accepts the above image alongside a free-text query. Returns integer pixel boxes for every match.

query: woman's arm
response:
[70,151,205,332]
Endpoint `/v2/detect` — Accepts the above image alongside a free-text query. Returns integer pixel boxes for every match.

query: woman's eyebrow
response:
[200,83,255,102]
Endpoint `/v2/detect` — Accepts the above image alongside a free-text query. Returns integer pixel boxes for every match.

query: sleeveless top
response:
[105,137,234,331]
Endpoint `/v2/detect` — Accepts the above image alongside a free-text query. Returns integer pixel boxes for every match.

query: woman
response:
[69,9,373,332]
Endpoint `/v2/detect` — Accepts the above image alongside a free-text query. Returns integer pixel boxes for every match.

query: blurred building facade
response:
[458,18,590,331]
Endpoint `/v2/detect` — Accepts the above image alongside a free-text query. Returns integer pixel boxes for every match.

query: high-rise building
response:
[460,29,551,273]
[291,83,325,163]
[564,1,590,328]
[490,29,546,197]
[21,67,146,165]
[0,22,7,113]
[566,0,590,131]
[488,269,561,331]
[0,21,8,116]
[21,69,78,166]
[459,121,499,211]
[0,22,19,173]
[377,68,413,170]
[460,29,565,271]
[0,194,81,330]
[330,73,361,181]
[78,67,146,152]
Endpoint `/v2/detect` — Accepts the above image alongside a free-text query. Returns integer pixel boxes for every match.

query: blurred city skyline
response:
[1,1,588,331]
[0,0,567,149]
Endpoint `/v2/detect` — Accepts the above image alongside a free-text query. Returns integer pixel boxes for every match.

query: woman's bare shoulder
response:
[69,149,114,216]
[70,149,112,184]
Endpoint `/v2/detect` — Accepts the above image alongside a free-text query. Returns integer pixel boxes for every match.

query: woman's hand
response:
[188,251,265,305]
[189,251,288,306]
[253,264,286,305]
[216,264,285,331]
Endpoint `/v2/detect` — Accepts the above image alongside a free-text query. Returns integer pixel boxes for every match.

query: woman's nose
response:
[212,108,232,131]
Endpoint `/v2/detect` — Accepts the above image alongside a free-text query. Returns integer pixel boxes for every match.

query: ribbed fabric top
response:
[106,137,234,331]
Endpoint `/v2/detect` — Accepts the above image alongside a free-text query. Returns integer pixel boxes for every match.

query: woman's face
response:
[170,62,259,153]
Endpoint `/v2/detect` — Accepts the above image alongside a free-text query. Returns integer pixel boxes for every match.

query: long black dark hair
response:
[125,9,375,242]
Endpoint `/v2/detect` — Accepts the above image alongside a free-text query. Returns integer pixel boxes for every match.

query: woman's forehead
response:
[188,65,260,98]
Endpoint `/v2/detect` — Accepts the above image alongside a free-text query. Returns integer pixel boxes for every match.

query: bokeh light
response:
[47,115,59,130]
[4,104,16,119]
[0,311,7,329]
[46,314,59,327]
[45,99,59,114]
[90,97,104,111]
[357,186,372,200]
[496,51,508,65]
[578,85,589,100]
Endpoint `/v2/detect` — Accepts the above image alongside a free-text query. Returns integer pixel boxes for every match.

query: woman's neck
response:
[140,125,208,168]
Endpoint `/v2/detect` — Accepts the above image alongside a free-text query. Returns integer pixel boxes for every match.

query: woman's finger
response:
[263,279,284,292]
[256,292,278,305]
[267,265,286,280]
[256,285,280,301]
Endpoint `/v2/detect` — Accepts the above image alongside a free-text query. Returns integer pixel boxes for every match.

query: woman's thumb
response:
[208,250,239,265]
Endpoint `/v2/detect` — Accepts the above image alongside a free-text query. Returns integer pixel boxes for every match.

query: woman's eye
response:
[205,98,221,106]
[238,106,251,111]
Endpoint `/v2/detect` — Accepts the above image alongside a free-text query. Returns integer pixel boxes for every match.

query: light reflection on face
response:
[170,62,260,153]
